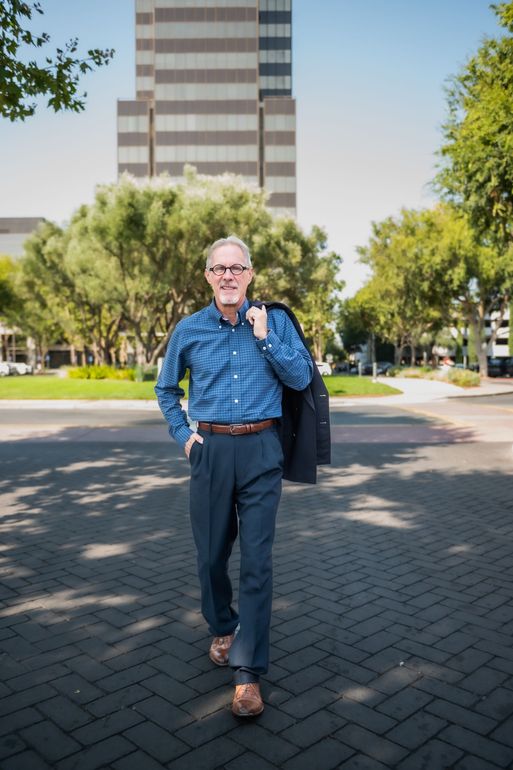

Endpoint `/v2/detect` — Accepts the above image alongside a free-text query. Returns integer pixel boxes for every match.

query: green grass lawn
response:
[0,376,161,400]
[0,374,399,399]
[323,375,401,397]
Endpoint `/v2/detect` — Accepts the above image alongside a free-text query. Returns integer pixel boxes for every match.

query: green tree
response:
[17,171,340,366]
[435,2,513,374]
[437,1,513,247]
[355,204,513,375]
[0,254,19,317]
[13,222,78,367]
[88,172,344,363]
[294,252,343,362]
[341,282,391,362]
[18,219,127,365]
[428,205,513,376]
[67,170,275,365]
[356,206,462,364]
[0,0,114,121]
[0,254,21,362]
[252,220,343,360]
[450,232,513,375]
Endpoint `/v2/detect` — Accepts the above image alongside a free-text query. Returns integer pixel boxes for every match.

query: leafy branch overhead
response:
[0,0,114,120]
[436,1,513,246]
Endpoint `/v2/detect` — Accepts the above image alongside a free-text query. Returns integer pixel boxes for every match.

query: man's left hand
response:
[246,306,268,340]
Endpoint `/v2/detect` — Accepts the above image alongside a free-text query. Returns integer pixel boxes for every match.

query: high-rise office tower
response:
[117,0,296,217]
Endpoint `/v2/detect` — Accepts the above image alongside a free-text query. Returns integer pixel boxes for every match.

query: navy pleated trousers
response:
[189,425,283,682]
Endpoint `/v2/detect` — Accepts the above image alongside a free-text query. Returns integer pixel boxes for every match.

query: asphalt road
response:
[462,392,513,408]
[2,393,512,445]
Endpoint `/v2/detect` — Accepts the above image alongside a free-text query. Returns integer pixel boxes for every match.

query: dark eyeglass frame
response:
[208,264,250,276]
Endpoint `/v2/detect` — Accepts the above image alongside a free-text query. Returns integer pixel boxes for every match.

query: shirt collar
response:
[209,298,250,324]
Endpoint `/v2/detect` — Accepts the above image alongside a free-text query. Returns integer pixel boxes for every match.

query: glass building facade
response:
[117,0,296,216]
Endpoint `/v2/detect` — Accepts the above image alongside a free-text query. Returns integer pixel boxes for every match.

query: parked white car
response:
[316,361,332,376]
[9,362,33,375]
[0,362,11,377]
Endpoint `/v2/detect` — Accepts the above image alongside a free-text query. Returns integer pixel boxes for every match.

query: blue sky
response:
[0,0,502,295]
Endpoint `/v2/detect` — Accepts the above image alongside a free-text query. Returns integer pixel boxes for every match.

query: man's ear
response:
[205,268,212,286]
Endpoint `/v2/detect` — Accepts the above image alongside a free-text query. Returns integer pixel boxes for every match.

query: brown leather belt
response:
[197,419,276,435]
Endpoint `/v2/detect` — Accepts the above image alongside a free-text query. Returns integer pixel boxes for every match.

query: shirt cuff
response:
[255,329,279,356]
[175,424,193,448]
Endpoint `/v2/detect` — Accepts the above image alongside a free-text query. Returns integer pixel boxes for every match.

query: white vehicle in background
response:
[7,362,33,375]
[0,362,11,376]
[316,361,332,376]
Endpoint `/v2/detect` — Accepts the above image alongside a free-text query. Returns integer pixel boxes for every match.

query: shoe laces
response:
[237,683,259,697]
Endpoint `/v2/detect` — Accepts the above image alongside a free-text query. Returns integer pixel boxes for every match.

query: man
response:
[155,235,313,717]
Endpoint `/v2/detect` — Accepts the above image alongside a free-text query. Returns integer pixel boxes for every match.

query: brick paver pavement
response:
[1,404,513,769]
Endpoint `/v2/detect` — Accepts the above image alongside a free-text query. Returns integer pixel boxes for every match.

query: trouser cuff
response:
[233,668,260,684]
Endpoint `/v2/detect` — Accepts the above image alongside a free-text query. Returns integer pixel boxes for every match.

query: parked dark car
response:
[357,361,394,376]
[332,361,351,374]
[487,357,513,377]
[376,361,395,375]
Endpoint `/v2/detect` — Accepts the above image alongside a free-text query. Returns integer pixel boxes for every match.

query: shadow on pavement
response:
[0,432,512,768]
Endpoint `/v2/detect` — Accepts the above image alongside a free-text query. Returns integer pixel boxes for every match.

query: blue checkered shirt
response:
[155,298,314,447]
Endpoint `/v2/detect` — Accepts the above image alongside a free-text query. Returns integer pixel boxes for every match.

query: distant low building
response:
[462,308,511,359]
[0,217,45,258]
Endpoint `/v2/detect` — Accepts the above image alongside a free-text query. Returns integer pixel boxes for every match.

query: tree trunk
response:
[148,313,181,365]
[469,307,488,377]
[119,337,128,366]
[40,342,49,370]
[313,330,323,363]
[92,342,101,366]
[410,339,416,366]
[369,332,376,365]
[476,343,488,377]
[135,339,146,367]
[26,337,36,368]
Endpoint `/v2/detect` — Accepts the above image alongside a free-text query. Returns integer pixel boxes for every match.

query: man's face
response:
[205,243,253,310]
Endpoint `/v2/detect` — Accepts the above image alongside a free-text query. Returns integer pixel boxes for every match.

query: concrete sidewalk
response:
[1,402,513,769]
[339,377,513,407]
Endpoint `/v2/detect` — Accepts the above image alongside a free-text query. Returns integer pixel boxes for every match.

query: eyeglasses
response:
[208,264,250,276]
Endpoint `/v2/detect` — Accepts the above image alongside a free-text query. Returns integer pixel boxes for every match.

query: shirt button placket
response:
[231,327,241,422]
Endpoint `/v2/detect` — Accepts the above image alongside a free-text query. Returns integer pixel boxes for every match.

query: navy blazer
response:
[251,301,331,484]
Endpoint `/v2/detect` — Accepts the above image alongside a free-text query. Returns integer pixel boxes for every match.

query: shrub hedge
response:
[447,368,480,387]
[68,365,136,381]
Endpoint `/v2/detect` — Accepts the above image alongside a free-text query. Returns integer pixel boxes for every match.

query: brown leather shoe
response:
[209,633,235,666]
[231,683,264,717]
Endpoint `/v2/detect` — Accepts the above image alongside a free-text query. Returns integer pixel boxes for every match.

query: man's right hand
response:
[185,431,204,458]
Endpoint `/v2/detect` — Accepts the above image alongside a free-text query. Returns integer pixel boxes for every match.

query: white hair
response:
[206,235,252,268]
